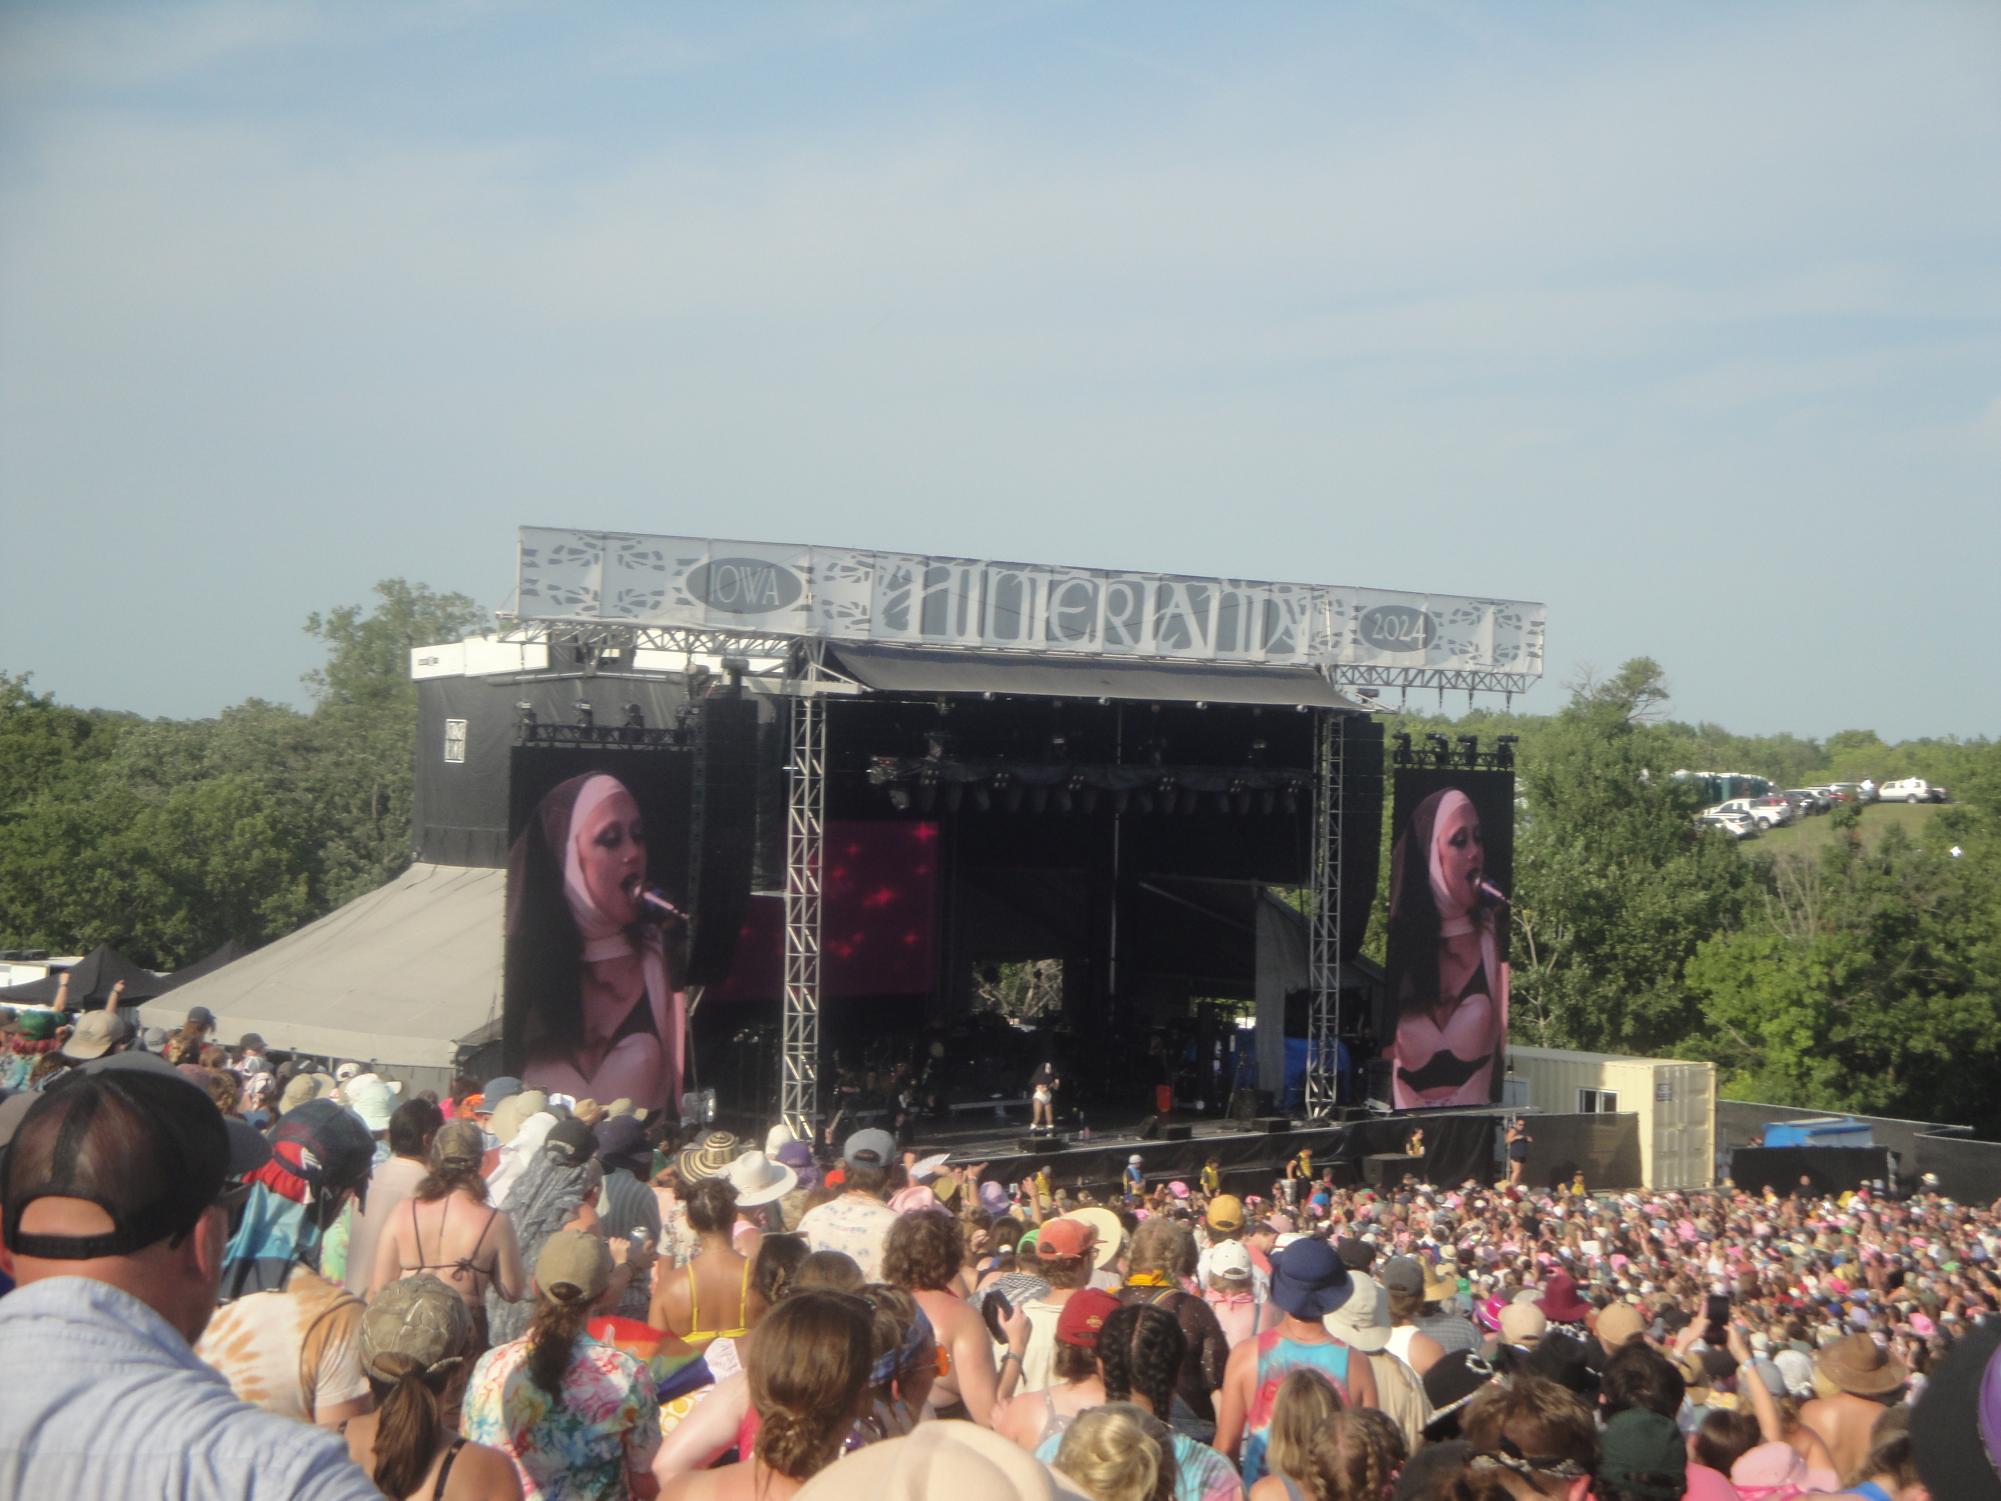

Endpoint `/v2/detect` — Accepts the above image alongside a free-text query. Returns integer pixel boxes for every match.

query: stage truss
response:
[1305,710,1345,1119]
[781,691,826,1140]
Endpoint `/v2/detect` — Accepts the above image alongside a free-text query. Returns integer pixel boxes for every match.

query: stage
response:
[887,1106,1517,1199]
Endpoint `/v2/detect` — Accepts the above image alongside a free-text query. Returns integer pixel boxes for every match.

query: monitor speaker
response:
[685,693,760,985]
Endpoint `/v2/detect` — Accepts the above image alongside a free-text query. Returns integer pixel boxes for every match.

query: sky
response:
[2,0,1997,741]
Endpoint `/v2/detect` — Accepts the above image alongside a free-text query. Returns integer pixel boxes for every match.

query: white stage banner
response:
[515,529,1545,678]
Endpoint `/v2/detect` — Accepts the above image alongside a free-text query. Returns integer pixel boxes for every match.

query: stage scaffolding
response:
[781,691,827,1142]
[1305,709,1345,1118]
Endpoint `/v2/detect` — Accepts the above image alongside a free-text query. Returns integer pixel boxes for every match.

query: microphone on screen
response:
[1476,878,1509,908]
[640,888,686,924]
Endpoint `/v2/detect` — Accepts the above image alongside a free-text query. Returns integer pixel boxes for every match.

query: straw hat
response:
[678,1129,742,1182]
[1816,1330,1909,1396]
[725,1149,800,1207]
[1061,1207,1125,1272]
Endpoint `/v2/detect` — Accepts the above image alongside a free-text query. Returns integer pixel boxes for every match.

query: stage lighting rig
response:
[574,701,595,732]
[1425,733,1452,766]
[1392,731,1413,766]
[1494,734,1518,769]
[516,702,538,730]
[1458,734,1480,768]
[623,704,645,729]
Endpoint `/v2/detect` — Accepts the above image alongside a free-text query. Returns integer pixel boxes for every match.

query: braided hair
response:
[1097,1303,1186,1418]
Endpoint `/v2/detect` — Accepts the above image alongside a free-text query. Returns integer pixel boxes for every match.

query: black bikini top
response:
[1396,961,1493,1093]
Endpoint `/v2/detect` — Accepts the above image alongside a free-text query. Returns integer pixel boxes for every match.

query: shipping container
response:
[1507,1046,1716,1189]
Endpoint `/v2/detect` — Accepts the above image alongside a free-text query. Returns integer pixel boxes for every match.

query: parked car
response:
[1827,782,1868,803]
[1783,788,1831,814]
[1708,795,1795,830]
[1879,778,1945,804]
[1697,809,1759,839]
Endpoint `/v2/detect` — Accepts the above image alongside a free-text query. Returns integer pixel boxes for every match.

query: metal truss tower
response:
[1304,710,1345,1118]
[781,692,826,1140]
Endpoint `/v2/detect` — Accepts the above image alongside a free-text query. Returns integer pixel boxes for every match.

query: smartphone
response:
[981,1289,1013,1343]
[1703,1293,1730,1347]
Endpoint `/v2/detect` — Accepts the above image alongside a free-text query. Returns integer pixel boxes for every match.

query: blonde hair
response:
[1052,1403,1172,1501]
[1265,1367,1345,1484]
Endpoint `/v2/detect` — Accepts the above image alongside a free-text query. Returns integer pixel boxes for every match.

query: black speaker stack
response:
[683,693,761,985]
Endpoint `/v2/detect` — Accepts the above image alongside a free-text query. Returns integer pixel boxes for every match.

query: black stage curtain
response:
[1731,1146,1889,1197]
[1520,1114,1642,1192]
[1913,1134,2001,1204]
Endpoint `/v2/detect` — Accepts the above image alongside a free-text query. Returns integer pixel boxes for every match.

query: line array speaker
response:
[684,693,760,986]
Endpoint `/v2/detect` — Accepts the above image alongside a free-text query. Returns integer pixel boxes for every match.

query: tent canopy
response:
[0,943,172,1008]
[140,863,504,1083]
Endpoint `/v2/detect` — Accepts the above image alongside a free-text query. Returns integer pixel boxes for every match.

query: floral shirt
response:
[462,1332,661,1500]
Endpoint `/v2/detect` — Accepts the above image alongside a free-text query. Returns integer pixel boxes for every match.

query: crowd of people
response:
[0,1001,1996,1500]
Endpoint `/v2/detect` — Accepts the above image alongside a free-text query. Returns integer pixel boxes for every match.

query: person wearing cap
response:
[1800,1327,1909,1481]
[58,1006,131,1066]
[1201,1237,1263,1349]
[374,1119,530,1349]
[996,1286,1121,1450]
[1216,1235,1379,1485]
[0,1066,385,1498]
[487,1117,629,1349]
[237,1033,272,1077]
[1194,1194,1270,1307]
[1122,1153,1145,1200]
[196,1098,380,1426]
[797,1127,901,1282]
[338,1273,522,1500]
[1378,1255,1452,1374]
[463,1229,662,1499]
[1322,1270,1433,1450]
[343,1096,444,1298]
[1008,1216,1107,1396]
[594,1114,664,1319]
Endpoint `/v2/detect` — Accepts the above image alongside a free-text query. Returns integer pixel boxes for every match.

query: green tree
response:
[1505,659,1754,1054]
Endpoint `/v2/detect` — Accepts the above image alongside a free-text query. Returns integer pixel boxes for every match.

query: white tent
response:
[141,862,504,1096]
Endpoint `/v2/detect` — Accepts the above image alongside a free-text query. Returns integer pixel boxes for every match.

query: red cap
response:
[1055,1289,1121,1348]
[1036,1217,1097,1261]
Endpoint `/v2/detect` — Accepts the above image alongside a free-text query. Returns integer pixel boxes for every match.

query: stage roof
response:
[826,642,1372,710]
[140,863,502,1077]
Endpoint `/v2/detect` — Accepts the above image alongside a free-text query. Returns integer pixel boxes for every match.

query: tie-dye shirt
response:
[461,1331,661,1500]
[195,1267,368,1423]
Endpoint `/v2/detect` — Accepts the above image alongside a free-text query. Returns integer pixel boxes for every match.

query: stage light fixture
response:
[720,653,750,689]
[1458,734,1480,768]
[1392,731,1413,764]
[575,701,595,730]
[1425,733,1451,766]
[1495,733,1519,769]
[887,786,912,812]
[623,703,645,730]
[516,702,538,729]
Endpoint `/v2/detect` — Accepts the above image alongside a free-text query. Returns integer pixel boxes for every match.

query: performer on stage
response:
[1029,1060,1060,1133]
[1404,1125,1425,1159]
[1387,787,1506,1109]
[1506,1117,1532,1187]
[503,771,686,1116]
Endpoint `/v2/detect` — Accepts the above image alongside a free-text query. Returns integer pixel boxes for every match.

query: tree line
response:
[5,600,1998,1131]
[1391,659,2001,1133]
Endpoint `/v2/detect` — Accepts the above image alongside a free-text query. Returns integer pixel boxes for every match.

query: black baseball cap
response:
[1,1069,234,1260]
[56,1050,271,1178]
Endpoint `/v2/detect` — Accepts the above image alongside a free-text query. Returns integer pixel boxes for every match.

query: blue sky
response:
[3,1,1997,740]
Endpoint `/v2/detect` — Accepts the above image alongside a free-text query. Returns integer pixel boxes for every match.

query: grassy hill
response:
[1746,799,1941,857]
